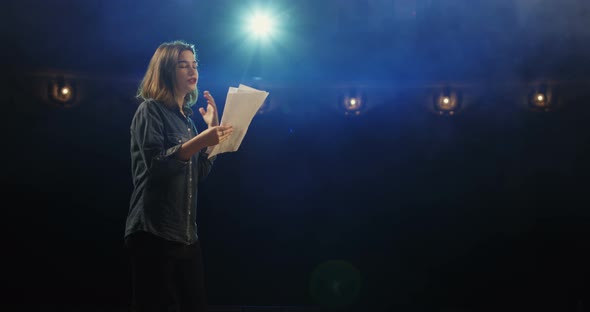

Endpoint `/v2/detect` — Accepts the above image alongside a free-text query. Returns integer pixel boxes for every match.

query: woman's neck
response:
[176,96,184,107]
[175,95,185,110]
[172,95,185,117]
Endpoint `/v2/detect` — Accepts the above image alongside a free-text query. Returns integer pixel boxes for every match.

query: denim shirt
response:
[125,99,215,245]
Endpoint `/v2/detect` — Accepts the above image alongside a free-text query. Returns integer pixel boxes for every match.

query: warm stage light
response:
[344,96,362,112]
[528,85,554,112]
[434,90,460,115]
[48,76,76,107]
[532,92,549,109]
[340,93,366,117]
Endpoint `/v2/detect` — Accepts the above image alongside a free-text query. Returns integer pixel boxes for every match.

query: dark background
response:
[3,0,590,311]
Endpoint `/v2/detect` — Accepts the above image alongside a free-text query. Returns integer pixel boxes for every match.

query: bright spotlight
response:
[248,12,274,38]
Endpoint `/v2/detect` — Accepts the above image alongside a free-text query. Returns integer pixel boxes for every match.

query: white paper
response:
[208,84,269,158]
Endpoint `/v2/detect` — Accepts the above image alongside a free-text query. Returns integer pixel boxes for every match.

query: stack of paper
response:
[207,84,269,158]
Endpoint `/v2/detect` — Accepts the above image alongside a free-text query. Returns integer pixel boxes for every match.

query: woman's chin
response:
[184,85,197,94]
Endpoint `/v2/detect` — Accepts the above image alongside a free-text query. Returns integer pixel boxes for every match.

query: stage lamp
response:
[528,86,553,112]
[434,89,461,115]
[342,95,364,116]
[48,77,76,107]
[247,11,275,39]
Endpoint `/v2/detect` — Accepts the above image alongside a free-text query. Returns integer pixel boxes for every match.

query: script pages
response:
[207,84,269,159]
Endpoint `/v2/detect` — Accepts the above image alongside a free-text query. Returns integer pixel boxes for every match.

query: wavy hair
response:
[137,40,198,108]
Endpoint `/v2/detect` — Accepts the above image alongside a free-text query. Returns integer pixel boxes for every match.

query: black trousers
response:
[125,231,208,312]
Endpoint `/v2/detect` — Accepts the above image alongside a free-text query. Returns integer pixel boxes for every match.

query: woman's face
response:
[175,50,198,97]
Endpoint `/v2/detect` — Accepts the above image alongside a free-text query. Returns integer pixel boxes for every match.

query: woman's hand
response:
[200,125,233,146]
[199,90,219,128]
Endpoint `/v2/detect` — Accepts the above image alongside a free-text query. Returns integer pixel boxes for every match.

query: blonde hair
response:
[137,40,198,108]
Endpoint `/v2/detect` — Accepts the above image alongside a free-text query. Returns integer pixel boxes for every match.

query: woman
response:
[124,40,233,312]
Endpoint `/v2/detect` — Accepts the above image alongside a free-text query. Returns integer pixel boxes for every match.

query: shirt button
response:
[188,128,191,131]
[178,139,182,143]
